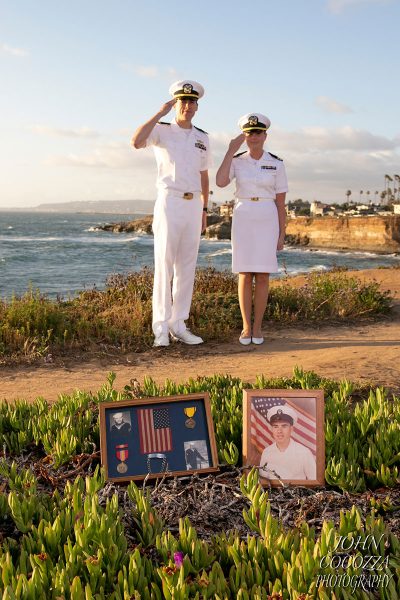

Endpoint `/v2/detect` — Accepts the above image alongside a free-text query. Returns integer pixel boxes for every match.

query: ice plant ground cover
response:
[0,369,399,598]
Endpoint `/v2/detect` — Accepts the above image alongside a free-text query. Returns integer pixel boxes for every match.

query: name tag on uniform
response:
[261,165,276,170]
[195,142,207,151]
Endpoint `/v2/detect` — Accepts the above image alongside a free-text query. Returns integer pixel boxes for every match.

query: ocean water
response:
[1,211,399,299]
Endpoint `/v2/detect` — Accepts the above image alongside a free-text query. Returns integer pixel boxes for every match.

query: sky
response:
[0,0,399,209]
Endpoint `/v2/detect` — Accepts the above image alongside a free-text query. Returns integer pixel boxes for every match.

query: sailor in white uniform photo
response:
[259,405,316,481]
[216,113,288,345]
[131,80,211,347]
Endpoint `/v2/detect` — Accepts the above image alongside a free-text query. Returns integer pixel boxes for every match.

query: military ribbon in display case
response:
[115,443,129,473]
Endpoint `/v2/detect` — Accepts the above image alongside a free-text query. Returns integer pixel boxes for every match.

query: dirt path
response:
[1,268,400,402]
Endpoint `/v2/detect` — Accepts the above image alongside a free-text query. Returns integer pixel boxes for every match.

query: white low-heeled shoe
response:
[239,332,252,345]
[252,336,264,345]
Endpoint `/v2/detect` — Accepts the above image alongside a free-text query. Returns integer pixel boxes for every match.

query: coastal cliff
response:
[286,215,400,253]
[98,214,400,253]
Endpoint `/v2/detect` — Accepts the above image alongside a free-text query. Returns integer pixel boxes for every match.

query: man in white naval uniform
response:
[259,405,316,480]
[131,80,211,347]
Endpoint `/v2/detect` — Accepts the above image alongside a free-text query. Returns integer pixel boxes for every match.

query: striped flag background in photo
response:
[250,397,317,455]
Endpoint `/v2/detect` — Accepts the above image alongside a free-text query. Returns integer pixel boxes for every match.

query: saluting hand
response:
[228,134,245,155]
[158,99,177,117]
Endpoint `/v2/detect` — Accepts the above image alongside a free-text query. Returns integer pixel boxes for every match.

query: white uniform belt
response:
[237,197,275,202]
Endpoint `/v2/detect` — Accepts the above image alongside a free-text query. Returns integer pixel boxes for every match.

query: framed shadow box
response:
[243,389,325,486]
[99,392,219,482]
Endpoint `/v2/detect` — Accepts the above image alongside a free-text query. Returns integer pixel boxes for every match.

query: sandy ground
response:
[1,268,400,403]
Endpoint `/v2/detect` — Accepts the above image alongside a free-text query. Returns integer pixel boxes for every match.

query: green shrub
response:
[0,269,392,361]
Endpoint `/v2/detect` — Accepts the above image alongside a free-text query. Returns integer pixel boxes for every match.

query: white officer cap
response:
[267,405,298,426]
[169,80,204,100]
[238,113,271,132]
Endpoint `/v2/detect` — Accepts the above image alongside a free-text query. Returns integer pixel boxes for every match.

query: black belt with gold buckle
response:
[183,192,194,200]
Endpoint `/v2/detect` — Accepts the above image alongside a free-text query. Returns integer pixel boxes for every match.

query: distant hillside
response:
[29,199,154,214]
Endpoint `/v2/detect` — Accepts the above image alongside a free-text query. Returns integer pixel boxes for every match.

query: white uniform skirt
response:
[231,199,279,273]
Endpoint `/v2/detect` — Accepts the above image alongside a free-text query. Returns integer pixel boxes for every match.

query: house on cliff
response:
[310,201,328,216]
[220,201,235,217]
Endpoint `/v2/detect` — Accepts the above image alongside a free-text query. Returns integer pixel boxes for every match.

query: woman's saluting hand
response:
[228,134,245,155]
[216,134,246,187]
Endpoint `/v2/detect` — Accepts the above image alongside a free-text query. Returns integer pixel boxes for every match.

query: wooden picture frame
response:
[99,393,219,482]
[243,389,325,486]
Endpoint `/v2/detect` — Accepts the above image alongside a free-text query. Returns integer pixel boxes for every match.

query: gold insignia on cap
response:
[183,83,193,94]
[248,115,258,126]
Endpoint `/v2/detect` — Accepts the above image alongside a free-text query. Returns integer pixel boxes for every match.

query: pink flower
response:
[174,551,184,567]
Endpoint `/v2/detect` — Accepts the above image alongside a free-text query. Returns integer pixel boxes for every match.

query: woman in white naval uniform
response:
[131,80,211,347]
[216,113,288,345]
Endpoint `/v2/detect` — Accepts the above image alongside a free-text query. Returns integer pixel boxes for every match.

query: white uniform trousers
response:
[152,193,203,336]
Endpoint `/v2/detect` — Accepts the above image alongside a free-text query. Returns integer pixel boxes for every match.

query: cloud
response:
[210,127,400,202]
[116,127,133,136]
[135,65,159,78]
[211,127,398,157]
[274,126,398,153]
[166,67,179,79]
[43,128,400,204]
[316,96,353,114]
[45,141,154,170]
[0,42,28,57]
[327,0,391,14]
[30,125,101,139]
[286,148,400,202]
[119,63,179,81]
[275,128,400,200]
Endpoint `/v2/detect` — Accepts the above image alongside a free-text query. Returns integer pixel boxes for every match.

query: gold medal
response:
[184,406,197,428]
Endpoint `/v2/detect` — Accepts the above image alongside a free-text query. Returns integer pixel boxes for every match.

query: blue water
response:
[1,211,399,299]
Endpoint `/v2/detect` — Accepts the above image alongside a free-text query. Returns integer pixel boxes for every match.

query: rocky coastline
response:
[97,214,233,240]
[97,214,400,253]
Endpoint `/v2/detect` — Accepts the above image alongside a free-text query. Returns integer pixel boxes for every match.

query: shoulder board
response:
[268,152,283,161]
[233,151,247,158]
[158,121,171,125]
[194,125,208,134]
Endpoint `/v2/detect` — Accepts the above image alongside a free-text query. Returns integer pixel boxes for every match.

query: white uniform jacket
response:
[229,150,288,198]
[146,119,212,194]
[259,439,316,480]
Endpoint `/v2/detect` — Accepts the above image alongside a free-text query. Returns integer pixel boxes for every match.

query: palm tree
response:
[374,190,379,204]
[366,190,370,204]
[380,191,387,205]
[394,175,400,201]
[345,189,351,205]
[359,190,363,203]
[384,175,393,200]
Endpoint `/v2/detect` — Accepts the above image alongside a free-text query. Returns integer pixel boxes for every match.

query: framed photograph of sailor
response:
[243,389,325,486]
[99,393,219,482]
